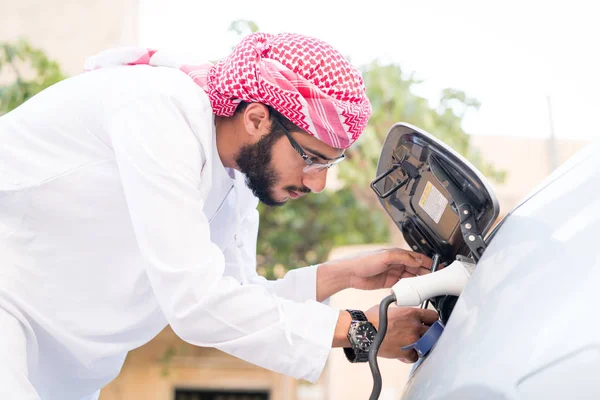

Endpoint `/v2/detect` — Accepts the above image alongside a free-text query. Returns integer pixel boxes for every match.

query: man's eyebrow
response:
[303,146,336,161]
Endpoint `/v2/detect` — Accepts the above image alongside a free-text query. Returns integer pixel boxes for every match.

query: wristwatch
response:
[344,309,377,363]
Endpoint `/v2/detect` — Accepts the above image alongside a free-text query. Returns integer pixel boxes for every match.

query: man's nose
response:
[302,168,328,193]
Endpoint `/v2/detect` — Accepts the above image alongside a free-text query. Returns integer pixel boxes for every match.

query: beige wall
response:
[469,135,589,214]
[100,327,298,400]
[0,0,139,75]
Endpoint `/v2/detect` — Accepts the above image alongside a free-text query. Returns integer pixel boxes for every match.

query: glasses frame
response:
[273,118,345,173]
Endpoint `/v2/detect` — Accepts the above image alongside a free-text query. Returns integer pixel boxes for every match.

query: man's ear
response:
[243,103,271,139]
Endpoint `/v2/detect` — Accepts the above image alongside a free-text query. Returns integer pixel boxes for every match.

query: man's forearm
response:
[316,260,352,302]
[332,310,351,347]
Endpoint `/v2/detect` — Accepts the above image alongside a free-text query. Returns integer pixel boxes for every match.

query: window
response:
[174,389,269,400]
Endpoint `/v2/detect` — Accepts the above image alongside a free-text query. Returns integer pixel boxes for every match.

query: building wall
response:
[0,0,138,75]
[469,135,589,214]
[100,327,297,400]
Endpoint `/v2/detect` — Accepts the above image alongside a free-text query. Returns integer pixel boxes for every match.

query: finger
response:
[418,309,440,325]
[419,266,433,275]
[399,271,417,279]
[417,254,434,269]
[419,324,430,336]
[403,266,434,276]
[399,350,418,363]
[385,249,423,268]
[408,252,433,269]
[392,266,432,282]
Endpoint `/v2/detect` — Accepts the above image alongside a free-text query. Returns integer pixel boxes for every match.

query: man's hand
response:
[365,305,438,363]
[348,248,433,291]
[317,248,433,302]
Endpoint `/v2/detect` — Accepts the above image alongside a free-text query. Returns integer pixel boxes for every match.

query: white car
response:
[370,123,600,399]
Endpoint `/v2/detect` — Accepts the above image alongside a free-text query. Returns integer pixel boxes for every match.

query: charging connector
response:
[392,258,476,307]
[368,256,477,399]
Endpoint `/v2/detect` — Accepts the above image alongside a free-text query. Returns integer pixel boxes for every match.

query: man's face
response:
[235,130,294,207]
[235,123,344,207]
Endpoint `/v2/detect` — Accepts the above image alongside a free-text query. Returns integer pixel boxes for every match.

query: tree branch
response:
[2,45,23,82]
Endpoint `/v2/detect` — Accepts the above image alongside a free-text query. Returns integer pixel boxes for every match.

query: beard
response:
[235,132,310,207]
[235,132,286,207]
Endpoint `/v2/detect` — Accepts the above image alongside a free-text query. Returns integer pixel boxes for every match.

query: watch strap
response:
[344,309,375,363]
[343,346,370,363]
[346,309,368,322]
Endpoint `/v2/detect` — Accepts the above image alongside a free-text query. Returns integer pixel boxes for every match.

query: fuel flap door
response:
[371,123,499,275]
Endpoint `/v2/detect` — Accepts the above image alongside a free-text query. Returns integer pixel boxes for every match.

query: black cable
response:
[368,294,396,400]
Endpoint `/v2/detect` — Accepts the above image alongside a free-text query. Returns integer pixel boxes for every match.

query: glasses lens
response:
[303,154,345,173]
[304,163,329,173]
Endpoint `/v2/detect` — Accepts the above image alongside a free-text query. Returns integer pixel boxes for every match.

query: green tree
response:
[256,187,390,279]
[341,61,505,202]
[0,39,67,115]
[228,19,260,36]
[339,61,506,245]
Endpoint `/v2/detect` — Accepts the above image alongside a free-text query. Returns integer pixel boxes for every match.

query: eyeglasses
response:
[273,119,345,174]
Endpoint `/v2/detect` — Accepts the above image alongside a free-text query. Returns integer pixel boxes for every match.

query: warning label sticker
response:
[418,181,448,224]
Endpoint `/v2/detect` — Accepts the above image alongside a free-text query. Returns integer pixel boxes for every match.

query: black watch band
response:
[346,309,368,322]
[344,346,370,363]
[344,309,376,363]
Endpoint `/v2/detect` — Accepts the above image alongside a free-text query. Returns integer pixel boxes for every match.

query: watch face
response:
[354,323,376,352]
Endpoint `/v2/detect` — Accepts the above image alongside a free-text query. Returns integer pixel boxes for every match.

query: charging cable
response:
[368,293,396,400]
[368,257,476,399]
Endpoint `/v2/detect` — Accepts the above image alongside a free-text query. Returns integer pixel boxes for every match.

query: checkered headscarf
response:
[84,33,372,149]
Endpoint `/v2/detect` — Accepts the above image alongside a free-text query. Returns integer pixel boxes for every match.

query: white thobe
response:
[0,65,339,399]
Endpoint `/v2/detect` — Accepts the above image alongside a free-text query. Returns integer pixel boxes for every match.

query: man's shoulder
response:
[83,65,213,113]
[130,66,212,110]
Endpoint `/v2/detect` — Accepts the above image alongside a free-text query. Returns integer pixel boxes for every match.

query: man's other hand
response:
[365,305,439,363]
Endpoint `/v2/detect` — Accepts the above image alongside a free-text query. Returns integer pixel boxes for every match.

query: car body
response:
[373,123,600,399]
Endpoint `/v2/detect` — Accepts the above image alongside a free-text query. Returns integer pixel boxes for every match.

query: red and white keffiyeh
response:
[84,32,372,149]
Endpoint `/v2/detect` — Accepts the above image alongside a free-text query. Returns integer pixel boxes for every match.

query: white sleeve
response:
[228,208,328,304]
[107,90,339,383]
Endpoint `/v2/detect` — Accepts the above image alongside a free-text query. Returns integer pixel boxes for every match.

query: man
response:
[0,32,438,399]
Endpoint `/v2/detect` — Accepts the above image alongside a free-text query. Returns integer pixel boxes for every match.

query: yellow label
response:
[418,181,448,224]
[419,182,433,209]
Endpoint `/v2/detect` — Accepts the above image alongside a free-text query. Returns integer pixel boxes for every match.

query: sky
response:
[137,0,600,142]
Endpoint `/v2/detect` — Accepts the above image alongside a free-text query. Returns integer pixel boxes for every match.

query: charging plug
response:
[392,258,476,307]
